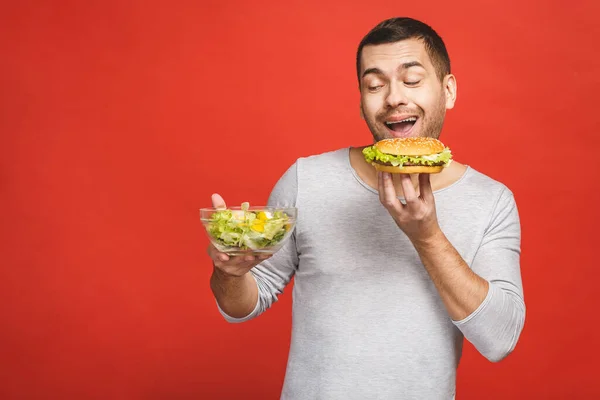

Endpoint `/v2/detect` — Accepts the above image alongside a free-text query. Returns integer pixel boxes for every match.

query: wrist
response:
[410,225,446,250]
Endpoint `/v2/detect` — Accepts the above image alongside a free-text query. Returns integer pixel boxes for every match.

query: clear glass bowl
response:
[200,205,297,256]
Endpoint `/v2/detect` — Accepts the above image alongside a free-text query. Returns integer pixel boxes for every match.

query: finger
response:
[227,258,261,275]
[377,172,385,204]
[225,254,256,266]
[213,254,253,269]
[242,254,256,262]
[379,172,404,213]
[211,193,227,210]
[250,254,273,265]
[207,244,230,262]
[400,174,418,204]
[419,173,434,202]
[207,245,252,266]
[221,254,271,275]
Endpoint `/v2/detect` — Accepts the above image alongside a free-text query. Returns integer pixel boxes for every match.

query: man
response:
[208,17,525,400]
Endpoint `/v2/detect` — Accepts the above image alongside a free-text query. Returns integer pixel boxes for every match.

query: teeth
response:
[386,117,417,125]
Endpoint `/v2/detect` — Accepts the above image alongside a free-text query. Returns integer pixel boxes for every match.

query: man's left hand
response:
[378,171,441,244]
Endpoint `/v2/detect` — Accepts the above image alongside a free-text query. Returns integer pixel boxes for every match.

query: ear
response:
[443,74,457,110]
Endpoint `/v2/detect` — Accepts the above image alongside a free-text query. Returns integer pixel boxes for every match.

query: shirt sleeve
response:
[452,187,526,362]
[217,161,300,323]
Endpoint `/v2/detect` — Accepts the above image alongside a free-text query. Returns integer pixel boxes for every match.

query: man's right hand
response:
[207,193,272,278]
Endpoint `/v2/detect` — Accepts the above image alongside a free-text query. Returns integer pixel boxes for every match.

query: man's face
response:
[359,38,456,142]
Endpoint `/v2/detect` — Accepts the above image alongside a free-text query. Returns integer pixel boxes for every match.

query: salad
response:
[206,202,292,251]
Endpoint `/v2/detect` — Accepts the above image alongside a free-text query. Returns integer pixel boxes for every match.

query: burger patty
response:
[373,160,446,166]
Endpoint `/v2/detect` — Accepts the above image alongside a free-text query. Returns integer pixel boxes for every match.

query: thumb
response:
[211,193,227,209]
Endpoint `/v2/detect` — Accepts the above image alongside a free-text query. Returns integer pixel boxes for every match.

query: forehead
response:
[360,38,434,74]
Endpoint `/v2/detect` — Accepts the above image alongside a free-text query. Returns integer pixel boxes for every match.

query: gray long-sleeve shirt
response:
[217,147,526,400]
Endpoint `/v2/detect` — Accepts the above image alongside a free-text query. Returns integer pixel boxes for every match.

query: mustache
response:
[377,107,423,120]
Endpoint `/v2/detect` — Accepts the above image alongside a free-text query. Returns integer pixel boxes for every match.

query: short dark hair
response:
[356,17,451,85]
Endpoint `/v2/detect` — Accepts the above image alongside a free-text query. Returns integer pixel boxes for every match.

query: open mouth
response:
[385,117,418,136]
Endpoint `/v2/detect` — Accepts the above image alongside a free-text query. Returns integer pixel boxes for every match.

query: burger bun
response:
[372,163,445,174]
[374,137,445,156]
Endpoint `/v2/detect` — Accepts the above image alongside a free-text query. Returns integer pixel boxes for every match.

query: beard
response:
[362,94,447,143]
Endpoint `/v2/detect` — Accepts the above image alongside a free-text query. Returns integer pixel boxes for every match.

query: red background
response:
[1,1,599,399]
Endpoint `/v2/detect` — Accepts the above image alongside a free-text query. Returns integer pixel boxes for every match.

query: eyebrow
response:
[400,61,425,70]
[361,67,384,78]
[361,61,425,78]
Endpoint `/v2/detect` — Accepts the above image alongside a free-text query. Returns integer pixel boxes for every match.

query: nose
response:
[385,80,408,108]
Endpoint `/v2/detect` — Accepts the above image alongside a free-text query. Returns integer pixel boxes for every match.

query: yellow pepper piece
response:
[251,222,265,232]
[257,211,268,221]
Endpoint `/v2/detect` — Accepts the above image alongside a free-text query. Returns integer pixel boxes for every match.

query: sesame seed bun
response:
[374,137,445,156]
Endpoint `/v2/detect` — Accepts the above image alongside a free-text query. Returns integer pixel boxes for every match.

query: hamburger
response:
[362,137,453,174]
